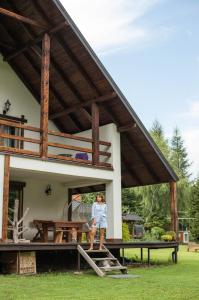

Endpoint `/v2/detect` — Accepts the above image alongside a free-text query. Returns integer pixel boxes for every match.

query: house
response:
[0,0,178,256]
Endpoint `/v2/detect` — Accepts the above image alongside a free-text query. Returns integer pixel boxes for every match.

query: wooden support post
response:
[40,33,50,159]
[92,103,99,165]
[170,181,178,239]
[68,189,72,221]
[2,155,10,241]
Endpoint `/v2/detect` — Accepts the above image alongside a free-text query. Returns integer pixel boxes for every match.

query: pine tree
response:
[170,127,191,179]
[150,120,171,161]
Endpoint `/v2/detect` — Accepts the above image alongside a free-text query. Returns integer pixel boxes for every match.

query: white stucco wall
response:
[22,179,68,240]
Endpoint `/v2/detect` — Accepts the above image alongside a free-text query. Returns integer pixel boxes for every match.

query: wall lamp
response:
[3,99,11,115]
[45,184,52,196]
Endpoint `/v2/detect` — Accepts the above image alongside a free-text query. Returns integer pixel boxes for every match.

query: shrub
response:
[122,222,131,241]
[166,231,176,241]
[151,227,165,240]
[161,234,173,242]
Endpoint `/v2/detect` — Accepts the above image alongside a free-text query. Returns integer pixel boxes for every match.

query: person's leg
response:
[99,228,105,250]
[88,226,97,250]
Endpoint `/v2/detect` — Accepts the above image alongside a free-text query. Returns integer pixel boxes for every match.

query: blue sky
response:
[61,0,199,178]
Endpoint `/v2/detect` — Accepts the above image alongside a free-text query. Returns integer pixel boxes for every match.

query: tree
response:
[170,127,191,179]
[150,120,171,161]
[189,179,199,241]
[122,188,142,216]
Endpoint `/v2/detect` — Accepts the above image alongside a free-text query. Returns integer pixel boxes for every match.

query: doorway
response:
[8,181,26,238]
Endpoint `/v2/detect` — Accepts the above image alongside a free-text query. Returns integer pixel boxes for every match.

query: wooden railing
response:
[0,119,112,169]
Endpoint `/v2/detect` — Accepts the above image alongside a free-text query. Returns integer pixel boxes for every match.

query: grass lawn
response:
[0,246,199,300]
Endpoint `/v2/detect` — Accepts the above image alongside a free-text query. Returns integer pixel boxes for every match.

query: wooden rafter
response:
[0,7,47,29]
[40,33,50,158]
[32,0,101,96]
[124,133,160,182]
[50,92,117,120]
[121,153,143,185]
[117,122,136,133]
[6,0,89,128]
[0,41,15,50]
[5,21,68,62]
[104,105,160,182]
[1,19,82,132]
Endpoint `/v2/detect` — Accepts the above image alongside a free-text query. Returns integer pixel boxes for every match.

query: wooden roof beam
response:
[123,133,160,182]
[50,92,117,120]
[121,153,143,185]
[5,21,68,62]
[1,21,82,132]
[31,0,101,97]
[104,105,160,182]
[0,41,15,50]
[117,123,137,133]
[5,0,91,128]
[0,7,48,29]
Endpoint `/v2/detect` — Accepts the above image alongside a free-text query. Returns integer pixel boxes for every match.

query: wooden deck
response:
[0,241,178,252]
[0,241,179,274]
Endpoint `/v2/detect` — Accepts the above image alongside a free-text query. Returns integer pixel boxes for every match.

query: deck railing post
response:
[40,33,50,159]
[92,102,99,165]
[170,181,178,240]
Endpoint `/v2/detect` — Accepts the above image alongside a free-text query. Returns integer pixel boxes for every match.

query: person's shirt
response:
[91,202,107,222]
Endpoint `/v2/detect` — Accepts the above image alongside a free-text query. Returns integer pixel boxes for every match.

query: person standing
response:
[89,194,107,250]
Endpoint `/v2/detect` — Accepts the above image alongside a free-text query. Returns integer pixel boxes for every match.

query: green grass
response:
[0,246,199,300]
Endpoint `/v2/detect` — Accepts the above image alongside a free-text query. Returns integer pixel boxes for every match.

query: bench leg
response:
[172,247,178,263]
[147,249,150,266]
[140,248,143,263]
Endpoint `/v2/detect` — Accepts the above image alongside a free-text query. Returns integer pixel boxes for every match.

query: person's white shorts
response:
[92,218,107,229]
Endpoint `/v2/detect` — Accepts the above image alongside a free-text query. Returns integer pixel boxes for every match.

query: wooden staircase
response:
[77,245,127,277]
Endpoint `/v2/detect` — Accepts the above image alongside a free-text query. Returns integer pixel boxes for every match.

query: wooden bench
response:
[187,242,199,252]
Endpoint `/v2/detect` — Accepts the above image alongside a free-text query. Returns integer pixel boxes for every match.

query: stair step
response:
[100,266,127,272]
[85,249,108,253]
[92,257,117,261]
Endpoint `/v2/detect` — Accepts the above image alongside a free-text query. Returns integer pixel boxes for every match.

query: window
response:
[0,115,27,149]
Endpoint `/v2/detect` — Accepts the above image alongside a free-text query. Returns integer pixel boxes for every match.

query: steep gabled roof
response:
[0,0,178,189]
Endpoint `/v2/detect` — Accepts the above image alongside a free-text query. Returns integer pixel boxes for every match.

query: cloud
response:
[178,100,199,119]
[182,128,199,179]
[60,0,163,55]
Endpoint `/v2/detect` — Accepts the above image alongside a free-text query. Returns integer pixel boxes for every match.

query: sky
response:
[60,0,199,179]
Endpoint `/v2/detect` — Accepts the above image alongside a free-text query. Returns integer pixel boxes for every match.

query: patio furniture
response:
[33,220,86,243]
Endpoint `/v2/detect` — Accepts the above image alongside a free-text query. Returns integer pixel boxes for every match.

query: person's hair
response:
[96,193,105,203]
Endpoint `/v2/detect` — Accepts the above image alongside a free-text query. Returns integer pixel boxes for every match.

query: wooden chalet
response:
[0,0,178,274]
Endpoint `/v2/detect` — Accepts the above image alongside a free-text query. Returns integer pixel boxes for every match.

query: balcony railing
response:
[0,119,112,169]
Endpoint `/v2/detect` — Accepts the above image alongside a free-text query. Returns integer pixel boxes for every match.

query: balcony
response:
[0,118,112,169]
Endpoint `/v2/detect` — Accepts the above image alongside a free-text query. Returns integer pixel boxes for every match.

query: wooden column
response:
[92,102,99,165]
[40,33,50,159]
[2,155,10,241]
[170,181,178,239]
[68,189,72,221]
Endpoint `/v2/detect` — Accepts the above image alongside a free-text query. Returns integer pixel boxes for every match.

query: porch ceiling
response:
[0,0,178,189]
[10,168,106,189]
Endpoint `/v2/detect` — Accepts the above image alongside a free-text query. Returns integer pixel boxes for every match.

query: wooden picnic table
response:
[33,220,86,243]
